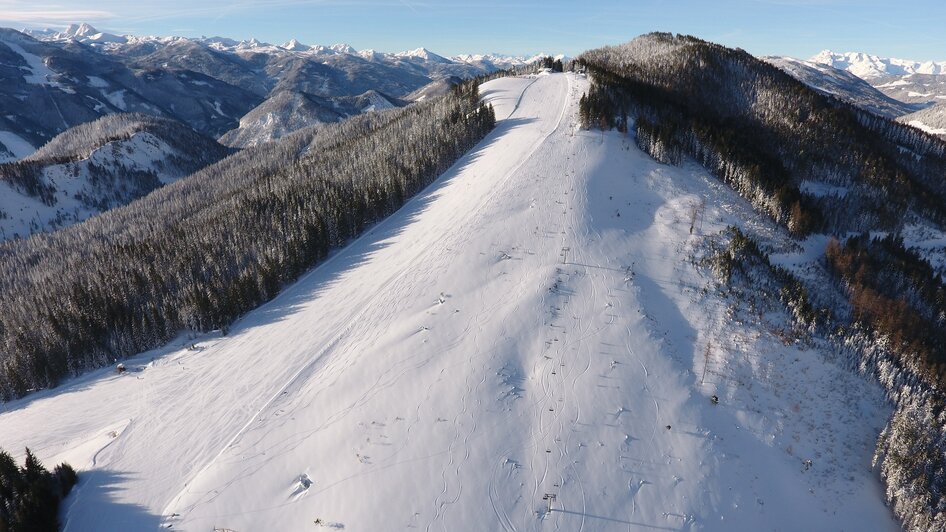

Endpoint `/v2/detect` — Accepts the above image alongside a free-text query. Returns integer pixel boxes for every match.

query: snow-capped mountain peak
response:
[55,22,127,44]
[63,22,97,38]
[329,43,357,54]
[281,38,309,51]
[811,49,946,79]
[396,47,450,63]
[358,48,385,61]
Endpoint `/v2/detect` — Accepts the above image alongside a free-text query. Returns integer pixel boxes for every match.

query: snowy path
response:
[0,73,898,531]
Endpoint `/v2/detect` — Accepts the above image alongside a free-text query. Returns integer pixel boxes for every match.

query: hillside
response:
[765,56,920,118]
[577,33,946,530]
[404,76,463,102]
[0,71,897,531]
[0,113,228,240]
[811,50,946,105]
[0,27,261,150]
[218,89,398,148]
[899,102,946,137]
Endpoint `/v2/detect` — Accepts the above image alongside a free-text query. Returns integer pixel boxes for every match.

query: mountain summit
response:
[56,22,127,44]
[811,49,946,78]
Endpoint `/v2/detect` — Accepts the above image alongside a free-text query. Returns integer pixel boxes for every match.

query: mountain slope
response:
[217,90,343,147]
[0,28,261,146]
[0,114,228,239]
[899,102,946,137]
[1,23,535,153]
[218,88,399,148]
[766,56,920,118]
[577,34,946,531]
[811,50,946,105]
[404,76,462,102]
[0,72,895,531]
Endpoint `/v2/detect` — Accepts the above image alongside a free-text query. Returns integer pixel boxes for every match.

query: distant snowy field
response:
[0,73,897,531]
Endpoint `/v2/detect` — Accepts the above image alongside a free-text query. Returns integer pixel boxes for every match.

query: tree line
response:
[0,448,77,532]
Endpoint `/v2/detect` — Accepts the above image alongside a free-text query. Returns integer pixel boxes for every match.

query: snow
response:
[104,89,127,111]
[0,130,35,160]
[875,79,911,88]
[2,38,59,86]
[799,179,849,198]
[281,39,310,52]
[329,43,357,55]
[86,76,109,88]
[0,73,897,531]
[907,119,946,135]
[395,47,449,62]
[361,92,395,113]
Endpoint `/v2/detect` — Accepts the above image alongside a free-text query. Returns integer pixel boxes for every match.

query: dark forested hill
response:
[0,113,229,240]
[576,33,946,236]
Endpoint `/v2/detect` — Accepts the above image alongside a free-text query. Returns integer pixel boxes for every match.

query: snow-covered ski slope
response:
[0,72,898,531]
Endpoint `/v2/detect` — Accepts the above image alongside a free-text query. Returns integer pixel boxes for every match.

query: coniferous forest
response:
[0,448,77,532]
[576,33,946,531]
[0,81,494,400]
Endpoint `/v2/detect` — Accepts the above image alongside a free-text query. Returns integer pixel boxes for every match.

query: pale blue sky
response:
[1,0,944,60]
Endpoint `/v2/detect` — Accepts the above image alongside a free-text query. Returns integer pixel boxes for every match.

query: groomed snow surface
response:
[0,73,897,531]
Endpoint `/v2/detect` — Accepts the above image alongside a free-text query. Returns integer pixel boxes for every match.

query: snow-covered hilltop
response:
[900,102,946,137]
[0,114,228,240]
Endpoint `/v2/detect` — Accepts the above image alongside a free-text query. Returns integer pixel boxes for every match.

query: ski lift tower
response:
[542,493,557,514]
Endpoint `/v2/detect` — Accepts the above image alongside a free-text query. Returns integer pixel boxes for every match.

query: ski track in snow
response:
[0,73,899,531]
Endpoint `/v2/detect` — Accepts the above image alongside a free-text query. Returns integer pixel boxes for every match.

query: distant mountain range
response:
[0,23,560,156]
[810,50,946,80]
[764,56,921,118]
[809,50,946,105]
[766,50,946,139]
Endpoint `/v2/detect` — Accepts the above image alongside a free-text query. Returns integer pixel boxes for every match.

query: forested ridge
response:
[576,33,946,530]
[0,114,232,233]
[0,81,495,399]
[576,33,946,235]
